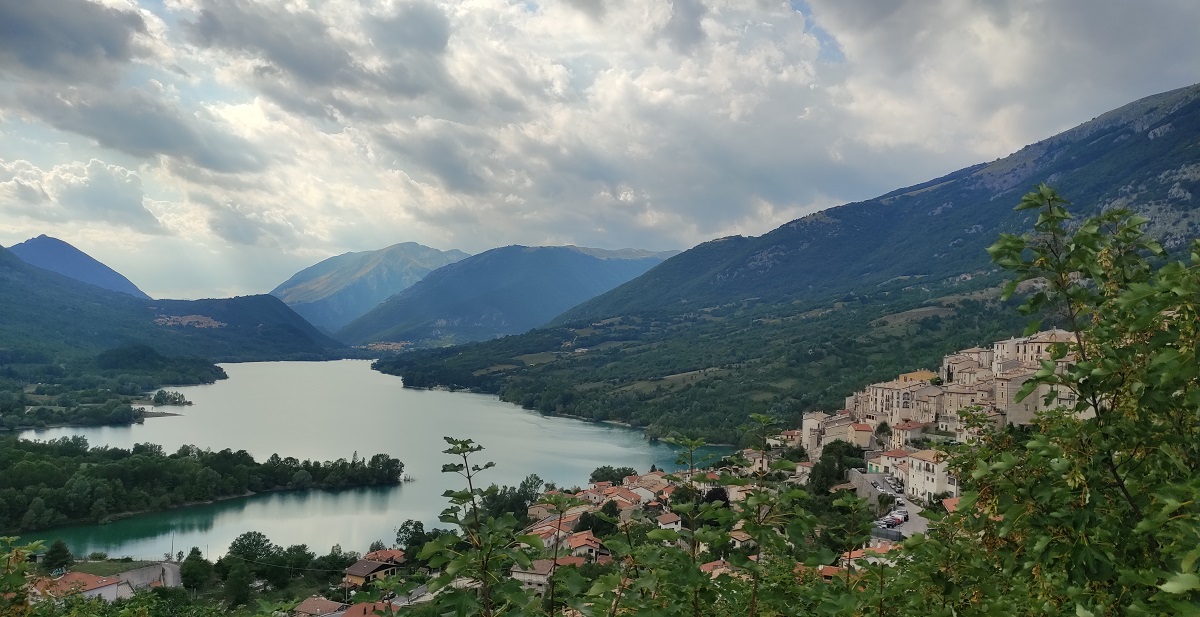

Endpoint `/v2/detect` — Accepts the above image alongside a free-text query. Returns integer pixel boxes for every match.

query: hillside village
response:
[491,328,1088,595]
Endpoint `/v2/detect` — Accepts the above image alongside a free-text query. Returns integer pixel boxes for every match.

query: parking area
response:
[858,472,928,536]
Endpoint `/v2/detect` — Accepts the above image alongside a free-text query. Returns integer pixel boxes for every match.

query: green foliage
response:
[152,389,190,406]
[181,547,213,591]
[223,560,252,608]
[966,185,1200,614]
[43,538,73,571]
[480,474,545,523]
[588,466,638,484]
[0,345,226,431]
[418,437,541,617]
[805,440,865,495]
[0,436,403,533]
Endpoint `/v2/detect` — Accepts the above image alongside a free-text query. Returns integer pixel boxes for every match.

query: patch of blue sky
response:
[790,0,844,63]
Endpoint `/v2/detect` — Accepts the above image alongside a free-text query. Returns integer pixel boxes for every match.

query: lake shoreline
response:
[8,481,408,541]
[14,360,724,560]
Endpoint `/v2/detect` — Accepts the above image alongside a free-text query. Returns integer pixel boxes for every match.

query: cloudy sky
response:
[2,0,1198,299]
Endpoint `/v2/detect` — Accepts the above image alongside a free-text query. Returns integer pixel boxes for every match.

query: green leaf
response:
[646,528,679,543]
[516,534,544,552]
[1160,572,1200,594]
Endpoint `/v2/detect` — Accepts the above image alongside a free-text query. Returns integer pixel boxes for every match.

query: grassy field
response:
[72,560,155,576]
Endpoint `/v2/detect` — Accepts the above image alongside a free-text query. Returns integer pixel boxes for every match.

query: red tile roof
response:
[943,496,961,512]
[35,572,121,597]
[344,601,390,616]
[657,512,681,525]
[363,548,406,563]
[566,531,603,550]
[294,595,348,616]
[842,543,899,561]
[851,423,873,431]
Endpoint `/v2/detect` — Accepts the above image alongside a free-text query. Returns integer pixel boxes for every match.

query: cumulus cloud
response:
[807,0,1200,156]
[0,158,164,232]
[2,0,1200,299]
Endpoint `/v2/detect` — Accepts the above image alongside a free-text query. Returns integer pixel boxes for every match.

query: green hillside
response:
[0,246,343,362]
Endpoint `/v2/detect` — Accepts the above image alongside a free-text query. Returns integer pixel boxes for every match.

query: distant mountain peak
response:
[8,235,151,299]
[270,241,470,332]
[336,244,674,347]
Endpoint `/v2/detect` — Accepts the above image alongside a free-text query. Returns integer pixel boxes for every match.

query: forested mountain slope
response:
[0,246,343,361]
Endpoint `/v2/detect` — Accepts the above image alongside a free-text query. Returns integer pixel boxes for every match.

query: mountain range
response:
[8,235,151,299]
[336,246,677,347]
[557,83,1200,323]
[270,242,469,332]
[0,243,342,362]
[377,82,1200,441]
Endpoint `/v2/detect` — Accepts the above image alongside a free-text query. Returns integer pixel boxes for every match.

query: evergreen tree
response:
[43,539,73,572]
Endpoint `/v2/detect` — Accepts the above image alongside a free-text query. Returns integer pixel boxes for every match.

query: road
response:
[858,473,929,536]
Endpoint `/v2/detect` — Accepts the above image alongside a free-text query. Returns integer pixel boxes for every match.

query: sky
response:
[2,0,1199,299]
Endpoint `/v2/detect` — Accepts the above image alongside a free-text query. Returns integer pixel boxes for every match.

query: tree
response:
[369,539,387,552]
[223,560,252,608]
[588,465,637,484]
[227,531,278,577]
[966,184,1200,614]
[43,539,73,571]
[180,547,212,591]
[395,519,427,553]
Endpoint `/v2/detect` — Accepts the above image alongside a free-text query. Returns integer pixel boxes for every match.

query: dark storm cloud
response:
[14,86,267,173]
[0,0,150,84]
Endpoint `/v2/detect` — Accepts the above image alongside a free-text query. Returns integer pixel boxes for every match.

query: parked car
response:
[889,511,909,522]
